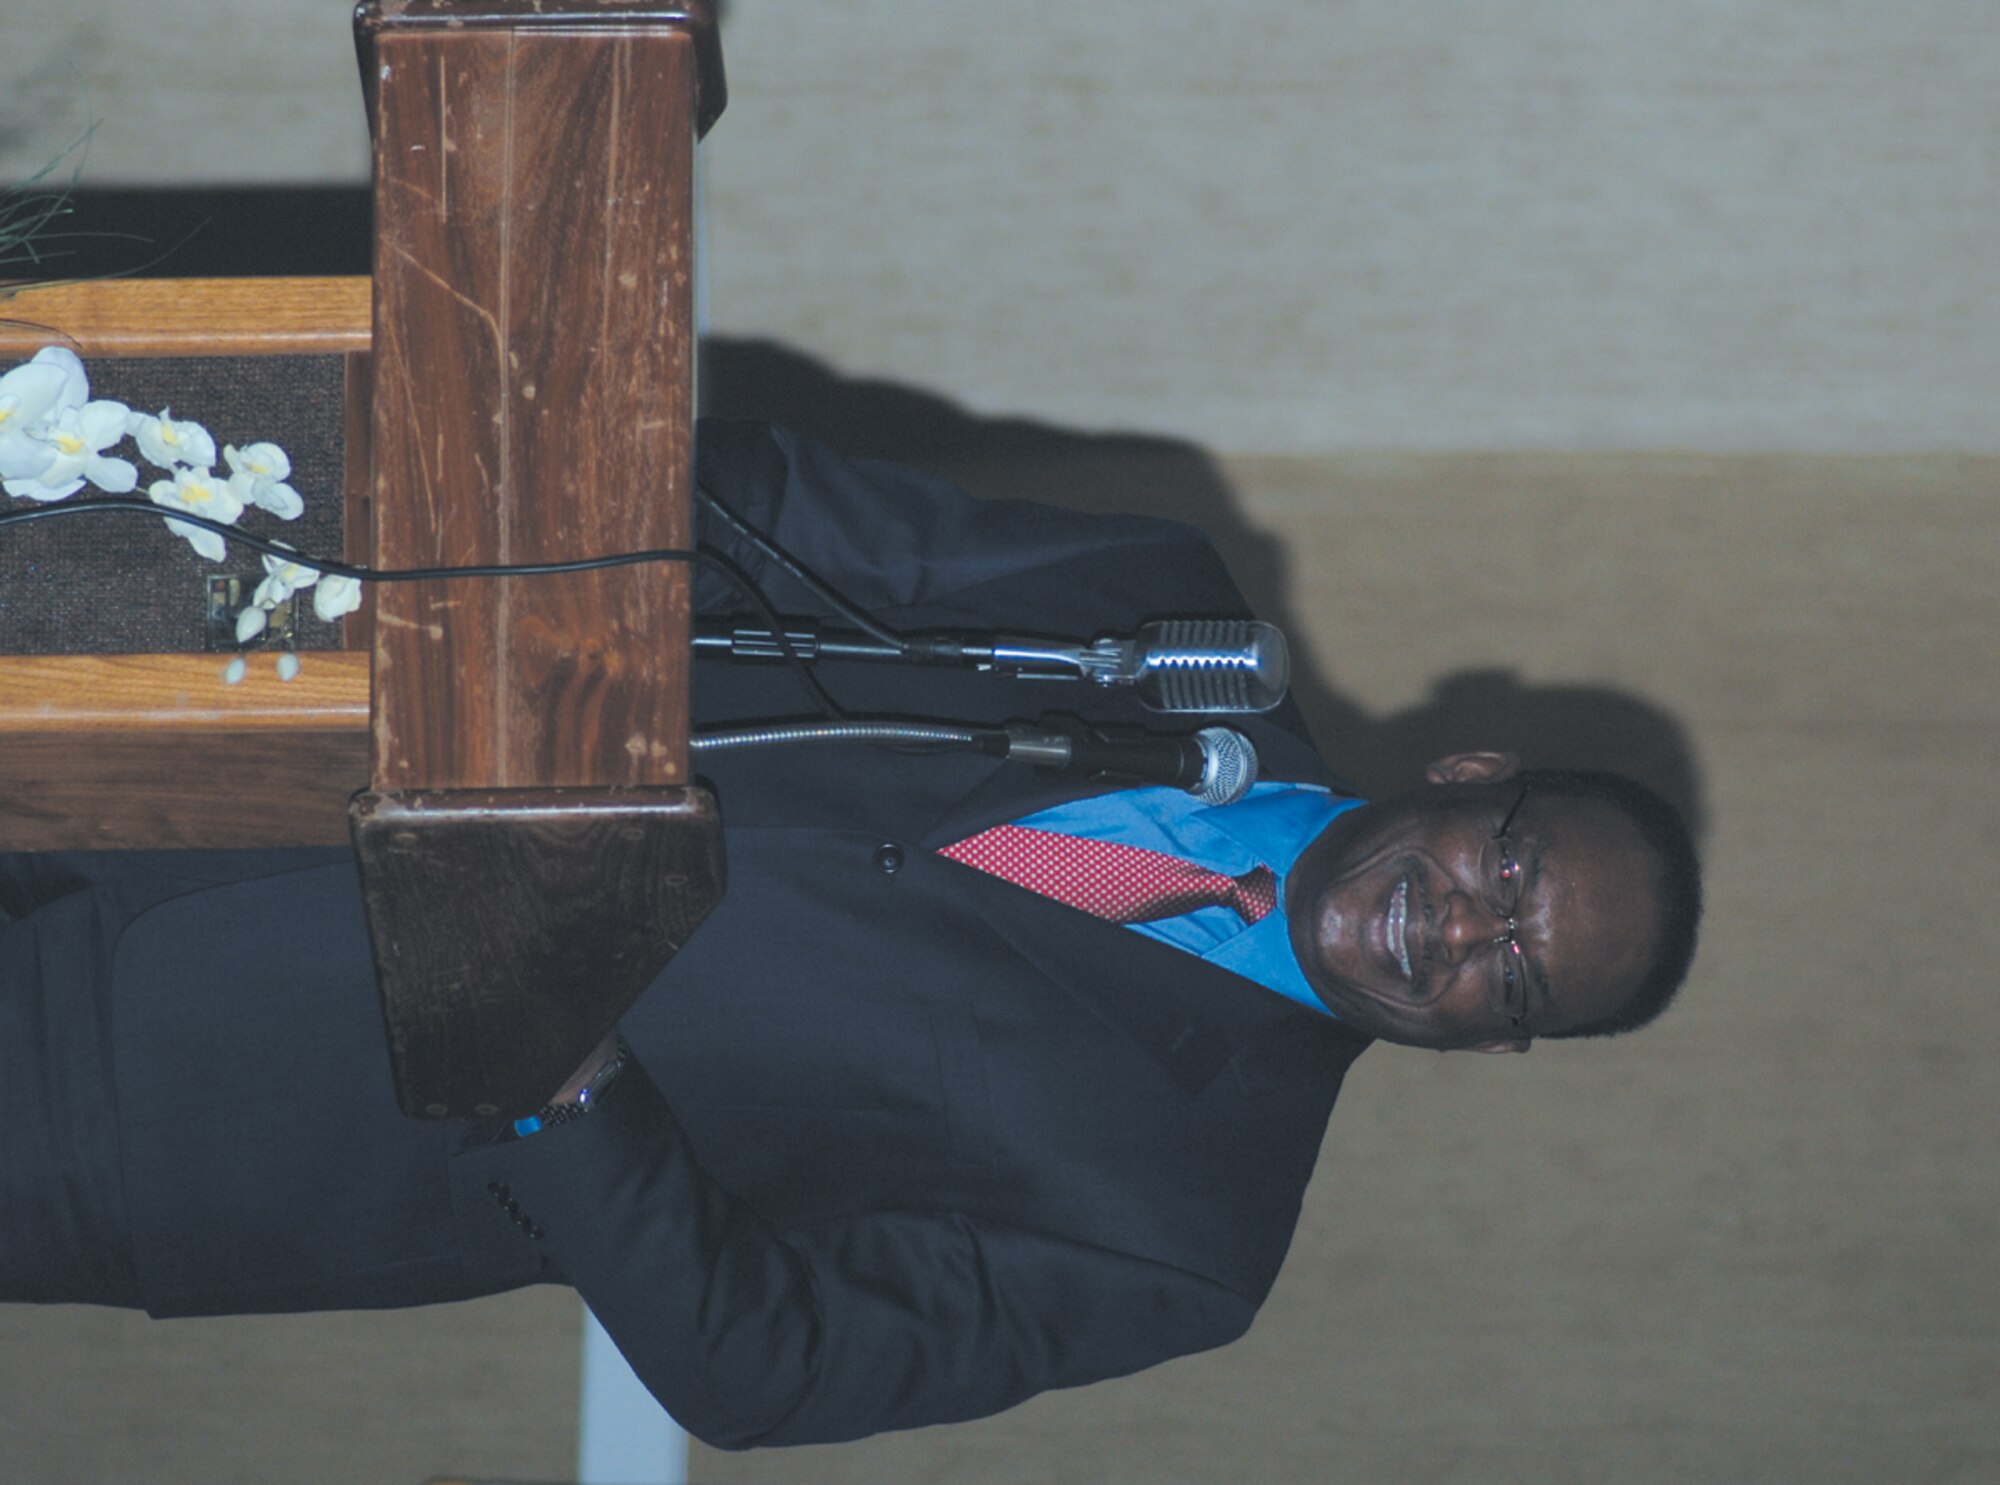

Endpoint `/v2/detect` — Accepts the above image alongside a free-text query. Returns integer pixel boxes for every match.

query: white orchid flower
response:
[5,350,330,621]
[32,345,88,405]
[251,544,323,607]
[0,365,65,479]
[313,573,363,622]
[133,407,218,470]
[148,466,245,562]
[0,346,91,483]
[2,399,138,500]
[223,441,303,519]
[239,542,328,641]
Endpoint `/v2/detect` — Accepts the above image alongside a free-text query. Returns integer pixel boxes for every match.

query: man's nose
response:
[1438,891,1503,959]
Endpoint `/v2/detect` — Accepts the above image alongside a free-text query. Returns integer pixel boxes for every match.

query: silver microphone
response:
[1074,620,1290,713]
[989,620,1289,713]
[1182,725,1260,805]
[1003,722,1260,805]
[700,615,1292,715]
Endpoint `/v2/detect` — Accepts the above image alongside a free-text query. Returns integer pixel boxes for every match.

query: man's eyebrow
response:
[1527,837,1555,1011]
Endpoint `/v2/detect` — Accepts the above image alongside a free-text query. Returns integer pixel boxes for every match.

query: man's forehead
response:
[1521,798,1663,1014]
[1517,792,1647,863]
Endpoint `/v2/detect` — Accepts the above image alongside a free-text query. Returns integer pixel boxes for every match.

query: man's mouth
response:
[1386,876,1412,984]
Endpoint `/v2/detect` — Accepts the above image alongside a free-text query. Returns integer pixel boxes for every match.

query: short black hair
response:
[1514,767,1703,1039]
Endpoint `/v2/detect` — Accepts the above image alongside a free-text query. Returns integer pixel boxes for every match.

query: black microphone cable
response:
[0,490,848,722]
[694,482,912,656]
[0,494,695,585]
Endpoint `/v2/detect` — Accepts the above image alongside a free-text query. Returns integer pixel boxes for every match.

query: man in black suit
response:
[0,422,1701,1448]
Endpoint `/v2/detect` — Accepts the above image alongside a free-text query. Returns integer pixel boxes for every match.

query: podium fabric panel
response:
[0,354,348,655]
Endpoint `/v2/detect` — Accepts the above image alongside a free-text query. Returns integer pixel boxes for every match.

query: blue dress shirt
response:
[1015,784,1361,1014]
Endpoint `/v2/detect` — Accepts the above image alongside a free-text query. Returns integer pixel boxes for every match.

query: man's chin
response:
[1311,980,1392,1037]
[1311,979,1442,1048]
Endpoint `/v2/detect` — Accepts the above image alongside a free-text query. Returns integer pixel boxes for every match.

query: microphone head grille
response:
[1135,620,1290,714]
[1194,726,1259,806]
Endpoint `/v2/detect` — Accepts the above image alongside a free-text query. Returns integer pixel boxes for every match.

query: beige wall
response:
[701,2,2000,454]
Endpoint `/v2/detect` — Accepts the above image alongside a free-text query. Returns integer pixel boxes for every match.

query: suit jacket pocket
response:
[638,981,998,1227]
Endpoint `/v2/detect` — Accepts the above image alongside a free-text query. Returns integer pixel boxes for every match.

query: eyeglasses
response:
[1476,782,1537,1033]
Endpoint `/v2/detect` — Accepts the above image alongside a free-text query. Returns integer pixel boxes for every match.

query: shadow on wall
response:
[704,338,1705,837]
[20,189,374,280]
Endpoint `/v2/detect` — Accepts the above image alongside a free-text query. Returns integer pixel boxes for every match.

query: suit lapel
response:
[934,853,1357,1099]
[906,708,1357,1096]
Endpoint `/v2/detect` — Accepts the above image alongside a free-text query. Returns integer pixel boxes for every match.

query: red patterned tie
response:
[939,824,1277,925]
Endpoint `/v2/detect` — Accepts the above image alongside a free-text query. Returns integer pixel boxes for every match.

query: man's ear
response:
[1422,751,1522,787]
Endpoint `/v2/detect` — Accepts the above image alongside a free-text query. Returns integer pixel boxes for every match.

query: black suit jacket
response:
[98,423,1370,1448]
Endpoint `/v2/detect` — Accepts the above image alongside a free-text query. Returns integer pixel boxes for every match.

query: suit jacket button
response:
[874,843,905,875]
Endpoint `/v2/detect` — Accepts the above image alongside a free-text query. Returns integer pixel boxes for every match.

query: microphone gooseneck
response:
[691,719,1260,805]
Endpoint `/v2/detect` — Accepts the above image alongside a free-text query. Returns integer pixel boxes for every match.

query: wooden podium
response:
[0,1,728,1121]
[350,2,727,1119]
